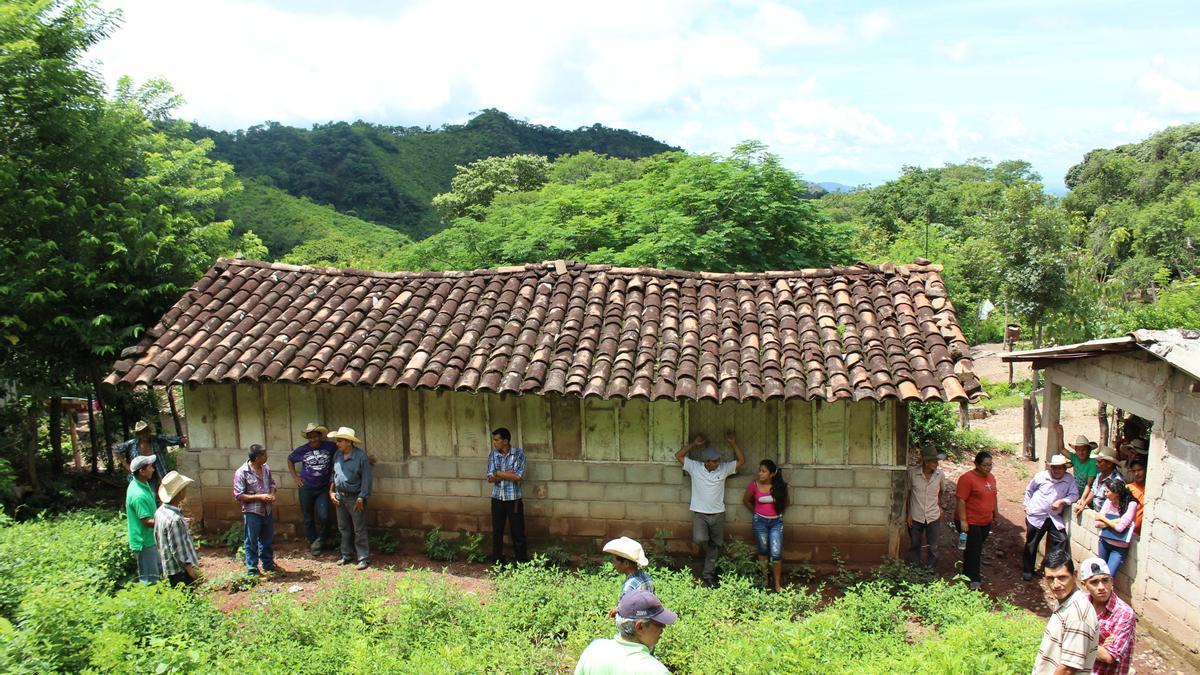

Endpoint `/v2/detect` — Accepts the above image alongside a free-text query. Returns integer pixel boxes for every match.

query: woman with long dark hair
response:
[1095,477,1138,577]
[742,459,788,592]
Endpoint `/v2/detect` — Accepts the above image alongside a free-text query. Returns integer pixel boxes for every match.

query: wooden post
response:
[958,400,970,429]
[48,395,63,475]
[1042,380,1061,466]
[1097,401,1109,447]
[166,385,184,437]
[1022,398,1036,460]
[68,409,83,469]
[86,395,99,474]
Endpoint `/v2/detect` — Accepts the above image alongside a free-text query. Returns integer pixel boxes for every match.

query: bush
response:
[424,526,457,562]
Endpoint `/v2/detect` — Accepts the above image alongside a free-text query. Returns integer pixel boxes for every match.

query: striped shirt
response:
[1034,589,1098,674]
[1094,593,1136,675]
[233,461,276,516]
[619,570,654,600]
[154,503,199,577]
[486,446,525,501]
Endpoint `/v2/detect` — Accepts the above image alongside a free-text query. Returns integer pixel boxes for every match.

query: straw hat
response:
[328,426,362,444]
[1094,446,1121,464]
[603,536,649,567]
[158,471,194,503]
[303,423,329,437]
[1047,455,1070,467]
[1071,435,1097,449]
[133,420,151,434]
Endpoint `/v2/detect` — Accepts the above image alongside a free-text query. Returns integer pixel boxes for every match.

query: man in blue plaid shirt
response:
[486,427,528,563]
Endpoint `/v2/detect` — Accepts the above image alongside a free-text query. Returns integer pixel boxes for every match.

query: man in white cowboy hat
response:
[675,432,745,586]
[328,426,372,570]
[603,536,654,616]
[125,454,162,584]
[116,419,186,493]
[576,590,678,675]
[288,423,337,556]
[155,470,201,586]
[1077,447,1125,514]
[1057,428,1098,499]
[1022,454,1079,581]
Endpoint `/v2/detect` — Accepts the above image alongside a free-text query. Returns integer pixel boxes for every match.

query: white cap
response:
[1078,557,1111,581]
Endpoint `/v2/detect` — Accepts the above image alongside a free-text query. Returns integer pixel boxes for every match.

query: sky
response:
[90,0,1200,189]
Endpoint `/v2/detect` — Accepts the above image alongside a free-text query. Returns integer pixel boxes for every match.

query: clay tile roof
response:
[106,258,982,402]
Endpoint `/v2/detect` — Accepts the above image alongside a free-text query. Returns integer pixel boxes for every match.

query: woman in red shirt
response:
[956,451,998,590]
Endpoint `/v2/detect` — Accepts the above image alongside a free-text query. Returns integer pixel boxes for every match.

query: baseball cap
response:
[616,590,677,625]
[130,455,157,472]
[700,447,721,462]
[1078,557,1112,581]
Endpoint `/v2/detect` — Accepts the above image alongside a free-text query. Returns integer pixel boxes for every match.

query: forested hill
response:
[191,109,677,238]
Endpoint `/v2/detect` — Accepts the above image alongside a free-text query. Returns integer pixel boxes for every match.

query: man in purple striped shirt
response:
[233,444,280,576]
[1022,454,1078,581]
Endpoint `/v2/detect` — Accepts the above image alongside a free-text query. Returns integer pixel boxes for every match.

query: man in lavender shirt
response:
[233,444,280,576]
[1022,454,1078,581]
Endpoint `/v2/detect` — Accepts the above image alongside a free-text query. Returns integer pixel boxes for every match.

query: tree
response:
[432,154,551,221]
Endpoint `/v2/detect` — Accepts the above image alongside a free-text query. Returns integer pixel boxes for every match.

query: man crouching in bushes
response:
[575,590,677,675]
[155,471,201,587]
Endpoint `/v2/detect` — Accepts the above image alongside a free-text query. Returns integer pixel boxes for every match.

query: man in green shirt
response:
[126,455,161,584]
[575,590,677,675]
[1059,430,1098,499]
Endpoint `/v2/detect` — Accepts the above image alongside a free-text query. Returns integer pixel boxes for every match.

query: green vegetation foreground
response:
[0,513,1042,674]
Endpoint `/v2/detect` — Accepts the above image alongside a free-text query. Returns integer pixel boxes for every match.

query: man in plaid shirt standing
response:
[486,427,528,564]
[1079,557,1137,675]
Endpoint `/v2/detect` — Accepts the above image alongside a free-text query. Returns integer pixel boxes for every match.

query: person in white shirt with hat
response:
[328,426,373,570]
[1022,454,1078,581]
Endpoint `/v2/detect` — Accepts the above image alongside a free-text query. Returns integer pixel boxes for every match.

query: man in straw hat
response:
[288,423,337,556]
[906,445,946,570]
[155,470,201,586]
[1077,447,1124,514]
[1022,454,1078,581]
[576,590,677,675]
[328,426,372,570]
[1057,427,1098,500]
[116,419,186,493]
[603,536,654,616]
[126,454,161,584]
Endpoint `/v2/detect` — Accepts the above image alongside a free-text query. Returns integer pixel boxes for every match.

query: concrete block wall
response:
[184,447,898,561]
[1067,507,1139,596]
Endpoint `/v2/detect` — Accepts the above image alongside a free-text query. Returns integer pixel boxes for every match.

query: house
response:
[107,258,982,563]
[1004,329,1200,651]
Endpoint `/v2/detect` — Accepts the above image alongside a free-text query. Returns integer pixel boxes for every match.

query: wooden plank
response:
[407,389,425,456]
[486,393,520,449]
[649,400,685,462]
[262,384,292,457]
[785,400,814,465]
[234,383,266,449]
[423,391,455,457]
[517,395,552,458]
[873,401,895,465]
[847,401,874,464]
[289,386,321,434]
[582,399,620,461]
[549,395,582,460]
[322,387,365,443]
[812,400,846,465]
[209,384,238,449]
[619,398,650,461]
[687,400,736,456]
[364,388,403,461]
[735,400,779,464]
[183,385,214,449]
[453,392,490,457]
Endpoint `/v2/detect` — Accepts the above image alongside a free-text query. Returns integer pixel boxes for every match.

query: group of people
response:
[124,452,201,586]
[1034,550,1138,675]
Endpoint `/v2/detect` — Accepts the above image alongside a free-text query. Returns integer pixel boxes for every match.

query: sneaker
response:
[356,560,370,571]
[246,569,260,577]
[262,564,285,574]
[310,542,322,556]
[338,557,354,566]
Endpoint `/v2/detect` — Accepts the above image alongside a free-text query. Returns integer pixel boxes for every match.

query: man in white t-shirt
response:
[675,431,745,585]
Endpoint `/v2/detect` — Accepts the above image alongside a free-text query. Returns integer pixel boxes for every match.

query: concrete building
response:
[108,258,983,563]
[1005,329,1200,654]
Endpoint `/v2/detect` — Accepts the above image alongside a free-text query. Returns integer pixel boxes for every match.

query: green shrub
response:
[371,530,399,554]
[424,526,457,562]
[88,583,231,674]
[222,520,245,557]
[717,538,761,579]
[459,531,487,563]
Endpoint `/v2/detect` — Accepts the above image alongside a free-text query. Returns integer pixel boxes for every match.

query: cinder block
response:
[553,462,588,482]
[832,490,870,506]
[413,479,447,496]
[793,488,832,506]
[625,464,663,484]
[199,452,227,470]
[568,483,607,501]
[547,483,570,499]
[526,462,552,482]
[588,464,624,483]
[641,485,681,503]
[850,507,889,525]
[811,507,850,525]
[552,501,589,518]
[788,469,816,488]
[868,490,892,507]
[660,467,683,485]
[589,502,626,519]
[200,470,221,487]
[421,458,459,479]
[446,479,482,498]
[600,484,642,501]
[853,470,892,489]
[572,519,607,537]
[816,469,854,488]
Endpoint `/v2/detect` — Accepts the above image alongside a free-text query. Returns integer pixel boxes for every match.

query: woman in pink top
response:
[742,459,788,592]
[1095,477,1138,578]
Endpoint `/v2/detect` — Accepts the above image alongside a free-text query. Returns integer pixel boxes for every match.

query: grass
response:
[980,379,1090,412]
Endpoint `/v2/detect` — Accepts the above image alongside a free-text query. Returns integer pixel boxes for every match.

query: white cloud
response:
[771,98,896,153]
[1111,111,1181,136]
[934,40,970,63]
[748,3,845,47]
[929,111,981,152]
[989,114,1026,138]
[1137,58,1200,113]
[858,10,893,41]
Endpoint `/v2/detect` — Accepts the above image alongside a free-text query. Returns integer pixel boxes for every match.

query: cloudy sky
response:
[91,0,1200,189]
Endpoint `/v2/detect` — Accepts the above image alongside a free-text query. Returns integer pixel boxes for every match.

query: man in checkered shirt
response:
[485,427,528,563]
[1078,557,1137,675]
[1034,548,1098,675]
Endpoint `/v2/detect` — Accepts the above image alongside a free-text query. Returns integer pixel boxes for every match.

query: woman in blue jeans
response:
[743,459,789,592]
[1095,477,1138,578]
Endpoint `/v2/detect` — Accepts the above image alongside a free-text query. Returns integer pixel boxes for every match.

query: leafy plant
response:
[222,521,245,558]
[458,531,487,563]
[716,538,760,579]
[423,527,456,562]
[370,531,399,555]
[828,546,859,589]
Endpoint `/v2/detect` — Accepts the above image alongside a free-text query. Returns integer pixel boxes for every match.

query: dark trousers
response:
[907,518,940,568]
[1022,518,1067,575]
[298,485,333,545]
[491,498,528,562]
[167,571,195,587]
[963,523,991,583]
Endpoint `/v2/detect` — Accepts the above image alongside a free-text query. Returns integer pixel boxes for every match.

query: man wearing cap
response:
[1022,454,1079,581]
[1078,447,1124,514]
[126,454,161,584]
[288,423,337,556]
[329,426,372,570]
[1034,548,1099,675]
[906,446,946,569]
[116,420,186,493]
[575,590,677,675]
[234,444,280,576]
[155,470,201,586]
[1057,428,1098,500]
[675,432,746,586]
[603,536,654,617]
[1078,557,1137,675]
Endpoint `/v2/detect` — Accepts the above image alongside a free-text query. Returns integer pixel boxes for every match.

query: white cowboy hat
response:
[158,470,194,503]
[1071,435,1097,449]
[302,423,329,436]
[603,536,649,568]
[328,426,362,444]
[1047,455,1070,467]
[133,420,151,434]
[1095,446,1121,464]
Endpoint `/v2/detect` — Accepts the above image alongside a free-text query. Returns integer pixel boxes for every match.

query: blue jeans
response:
[752,514,783,560]
[298,485,332,544]
[1099,539,1128,578]
[136,545,162,584]
[243,512,275,573]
